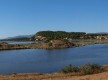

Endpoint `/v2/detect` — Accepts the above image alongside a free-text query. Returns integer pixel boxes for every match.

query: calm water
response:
[0,44,108,74]
[0,41,36,44]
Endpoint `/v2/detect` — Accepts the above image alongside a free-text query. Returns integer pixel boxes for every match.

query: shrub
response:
[60,64,79,73]
[80,64,102,75]
[60,64,103,75]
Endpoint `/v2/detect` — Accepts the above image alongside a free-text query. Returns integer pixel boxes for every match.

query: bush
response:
[60,64,103,75]
[80,64,102,75]
[60,64,79,73]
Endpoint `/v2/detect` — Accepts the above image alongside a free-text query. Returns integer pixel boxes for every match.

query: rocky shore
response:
[0,42,27,50]
[0,40,76,50]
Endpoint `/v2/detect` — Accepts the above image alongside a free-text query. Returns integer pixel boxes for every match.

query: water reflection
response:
[0,44,108,74]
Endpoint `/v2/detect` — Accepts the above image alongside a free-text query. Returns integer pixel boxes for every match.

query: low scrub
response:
[80,64,102,75]
[60,64,103,75]
[60,64,79,73]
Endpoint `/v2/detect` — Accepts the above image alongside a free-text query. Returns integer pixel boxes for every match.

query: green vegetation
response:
[60,64,79,73]
[31,31,108,41]
[60,64,103,75]
[80,64,102,75]
[31,31,86,41]
[1,31,108,42]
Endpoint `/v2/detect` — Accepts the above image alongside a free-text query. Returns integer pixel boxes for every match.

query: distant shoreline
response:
[0,40,76,50]
[1,39,108,50]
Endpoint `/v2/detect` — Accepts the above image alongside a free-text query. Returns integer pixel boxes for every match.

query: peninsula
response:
[1,31,108,50]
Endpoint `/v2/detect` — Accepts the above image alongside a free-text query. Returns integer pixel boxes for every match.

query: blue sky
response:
[0,0,108,39]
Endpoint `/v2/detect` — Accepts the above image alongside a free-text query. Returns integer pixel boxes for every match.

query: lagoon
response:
[0,44,108,74]
[0,41,36,44]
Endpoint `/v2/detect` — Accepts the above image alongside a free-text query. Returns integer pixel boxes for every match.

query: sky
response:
[0,0,108,39]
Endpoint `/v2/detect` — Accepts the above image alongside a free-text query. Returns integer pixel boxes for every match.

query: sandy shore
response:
[0,65,107,80]
[0,71,108,80]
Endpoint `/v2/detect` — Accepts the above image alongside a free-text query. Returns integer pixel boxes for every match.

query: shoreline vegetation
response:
[0,64,108,80]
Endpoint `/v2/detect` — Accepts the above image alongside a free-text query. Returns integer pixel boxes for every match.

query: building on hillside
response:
[96,36,108,39]
[35,36,46,41]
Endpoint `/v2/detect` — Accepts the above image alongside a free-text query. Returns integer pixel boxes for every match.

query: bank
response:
[0,40,76,50]
[0,65,108,80]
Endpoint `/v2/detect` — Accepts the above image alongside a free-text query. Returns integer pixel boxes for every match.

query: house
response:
[35,36,46,40]
[96,36,108,39]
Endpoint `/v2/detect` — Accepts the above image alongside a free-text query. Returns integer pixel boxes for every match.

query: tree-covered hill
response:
[31,31,86,41]
[31,31,108,41]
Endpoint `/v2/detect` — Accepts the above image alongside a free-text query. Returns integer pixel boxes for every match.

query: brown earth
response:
[0,40,76,50]
[0,42,27,50]
[0,65,108,80]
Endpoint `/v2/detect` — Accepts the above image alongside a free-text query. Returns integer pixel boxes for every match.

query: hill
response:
[31,31,108,41]
[0,35,33,41]
[31,31,86,41]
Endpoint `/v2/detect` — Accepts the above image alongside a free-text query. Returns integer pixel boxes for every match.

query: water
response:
[0,41,43,44]
[0,41,36,44]
[0,44,108,74]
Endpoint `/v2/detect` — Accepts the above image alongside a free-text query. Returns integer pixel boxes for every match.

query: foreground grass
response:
[0,65,108,80]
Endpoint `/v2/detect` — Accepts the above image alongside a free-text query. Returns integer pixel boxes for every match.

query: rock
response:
[0,40,76,50]
[0,42,8,45]
[50,40,65,48]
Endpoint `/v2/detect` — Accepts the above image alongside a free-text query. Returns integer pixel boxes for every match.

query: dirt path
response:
[0,72,108,80]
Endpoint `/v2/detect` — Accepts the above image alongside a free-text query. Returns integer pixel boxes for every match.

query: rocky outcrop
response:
[49,40,76,48]
[0,42,27,50]
[0,42,8,45]
[0,40,76,50]
[27,40,76,49]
